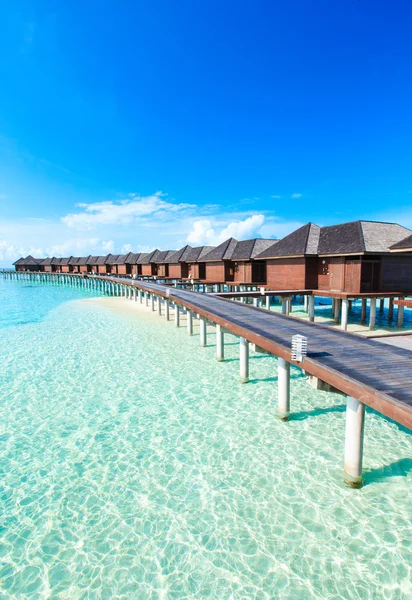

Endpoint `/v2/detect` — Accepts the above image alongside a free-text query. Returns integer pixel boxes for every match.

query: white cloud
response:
[271,195,281,199]
[102,240,115,253]
[62,192,196,230]
[291,193,302,199]
[121,243,132,254]
[0,236,119,265]
[187,214,265,245]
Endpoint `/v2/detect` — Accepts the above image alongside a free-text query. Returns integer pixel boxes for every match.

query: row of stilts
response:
[118,281,365,489]
[2,270,369,487]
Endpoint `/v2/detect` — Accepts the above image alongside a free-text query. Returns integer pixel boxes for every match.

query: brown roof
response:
[231,239,275,261]
[124,252,141,264]
[105,254,120,264]
[137,250,158,264]
[257,223,320,258]
[40,257,54,266]
[318,221,411,255]
[390,233,412,251]
[113,254,127,265]
[155,250,177,264]
[199,238,238,262]
[13,255,43,266]
[184,246,214,262]
[166,245,192,263]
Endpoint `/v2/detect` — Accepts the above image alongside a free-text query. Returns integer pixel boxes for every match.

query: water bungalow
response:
[197,238,239,282]
[256,223,319,289]
[231,238,275,285]
[136,250,161,277]
[11,220,412,297]
[124,253,141,276]
[13,255,43,271]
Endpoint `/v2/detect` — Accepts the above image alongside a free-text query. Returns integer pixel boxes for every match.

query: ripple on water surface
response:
[0,280,411,599]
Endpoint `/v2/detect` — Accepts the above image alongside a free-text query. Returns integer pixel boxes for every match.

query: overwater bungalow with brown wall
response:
[11,219,412,295]
[255,221,412,295]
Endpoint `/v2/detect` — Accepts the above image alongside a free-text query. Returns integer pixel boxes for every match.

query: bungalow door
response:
[344,259,361,293]
[361,259,381,292]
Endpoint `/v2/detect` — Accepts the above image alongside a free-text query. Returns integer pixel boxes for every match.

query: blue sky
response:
[1,0,411,265]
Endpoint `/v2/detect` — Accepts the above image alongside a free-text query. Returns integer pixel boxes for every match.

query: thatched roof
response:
[257,223,320,258]
[199,238,238,262]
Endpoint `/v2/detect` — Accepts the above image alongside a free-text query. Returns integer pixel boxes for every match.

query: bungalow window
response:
[199,263,206,280]
[252,260,267,284]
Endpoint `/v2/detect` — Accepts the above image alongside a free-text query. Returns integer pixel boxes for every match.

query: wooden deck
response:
[105,276,412,431]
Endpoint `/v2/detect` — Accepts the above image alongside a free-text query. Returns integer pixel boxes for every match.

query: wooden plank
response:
[99,276,412,430]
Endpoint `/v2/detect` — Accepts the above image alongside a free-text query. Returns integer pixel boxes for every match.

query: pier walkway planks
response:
[106,277,412,431]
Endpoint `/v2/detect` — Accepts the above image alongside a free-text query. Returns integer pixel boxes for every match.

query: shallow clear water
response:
[1,278,411,599]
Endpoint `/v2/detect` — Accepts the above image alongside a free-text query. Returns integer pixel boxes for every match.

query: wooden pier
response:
[2,270,411,488]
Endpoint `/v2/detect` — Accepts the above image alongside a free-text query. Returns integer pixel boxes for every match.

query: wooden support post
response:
[361,298,367,324]
[165,299,170,321]
[187,309,193,335]
[145,292,149,306]
[388,297,394,321]
[334,298,341,323]
[398,303,405,328]
[304,295,308,312]
[200,317,207,346]
[281,298,288,315]
[175,303,180,326]
[216,324,224,361]
[158,296,162,316]
[308,295,315,322]
[151,294,155,311]
[341,299,349,331]
[253,298,259,308]
[266,295,270,310]
[369,298,376,330]
[278,357,290,420]
[379,298,384,312]
[239,337,249,383]
[344,396,365,488]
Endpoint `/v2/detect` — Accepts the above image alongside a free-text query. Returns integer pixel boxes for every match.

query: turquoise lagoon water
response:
[0,278,411,599]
